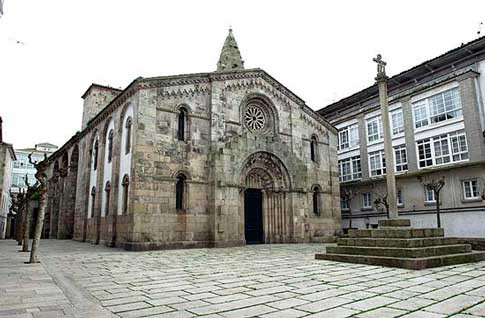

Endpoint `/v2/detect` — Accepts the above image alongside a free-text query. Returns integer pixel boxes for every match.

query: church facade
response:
[42,30,341,250]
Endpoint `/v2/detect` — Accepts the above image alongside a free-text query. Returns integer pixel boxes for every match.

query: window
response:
[417,138,433,168]
[463,180,480,200]
[391,109,404,135]
[425,187,435,202]
[413,87,462,129]
[413,101,428,128]
[176,174,186,210]
[433,134,451,165]
[107,129,114,163]
[417,131,468,168]
[310,136,317,162]
[93,139,99,171]
[397,189,404,206]
[341,198,349,210]
[125,117,132,154]
[338,124,359,150]
[450,132,468,161]
[367,117,383,143]
[338,156,362,182]
[368,150,386,177]
[178,108,187,141]
[104,181,111,216]
[394,145,408,172]
[362,193,372,209]
[122,175,129,214]
[312,187,320,216]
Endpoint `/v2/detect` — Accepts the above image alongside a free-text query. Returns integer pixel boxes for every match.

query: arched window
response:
[310,136,318,162]
[313,186,320,216]
[93,140,99,171]
[104,181,111,216]
[125,117,132,154]
[90,186,96,217]
[176,174,186,210]
[177,108,187,141]
[122,174,129,214]
[107,129,114,163]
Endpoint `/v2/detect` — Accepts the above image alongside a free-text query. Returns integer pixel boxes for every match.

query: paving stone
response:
[100,296,150,307]
[466,286,485,297]
[340,291,378,300]
[424,294,483,315]
[187,295,279,315]
[118,306,173,318]
[304,307,358,317]
[465,301,485,316]
[107,301,151,313]
[2,240,485,318]
[355,307,407,318]
[266,298,309,309]
[219,305,276,318]
[260,308,307,318]
[399,311,446,318]
[204,294,250,304]
[146,296,186,306]
[295,296,352,313]
[170,300,211,310]
[343,296,397,311]
[388,297,436,310]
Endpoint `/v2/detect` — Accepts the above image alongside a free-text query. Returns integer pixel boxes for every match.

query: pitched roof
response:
[81,83,123,99]
[318,35,485,116]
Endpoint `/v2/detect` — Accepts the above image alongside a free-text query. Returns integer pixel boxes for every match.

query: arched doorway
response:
[241,152,291,244]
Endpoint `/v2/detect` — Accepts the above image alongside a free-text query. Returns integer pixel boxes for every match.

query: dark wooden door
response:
[244,189,264,244]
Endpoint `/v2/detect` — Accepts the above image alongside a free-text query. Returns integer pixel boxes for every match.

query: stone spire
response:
[217,28,244,72]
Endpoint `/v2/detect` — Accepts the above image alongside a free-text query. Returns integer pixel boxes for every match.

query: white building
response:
[319,36,485,237]
[11,143,58,194]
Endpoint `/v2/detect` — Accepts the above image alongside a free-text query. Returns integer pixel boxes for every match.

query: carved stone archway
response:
[240,152,291,243]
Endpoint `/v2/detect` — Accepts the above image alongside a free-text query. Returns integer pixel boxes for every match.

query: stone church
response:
[42,30,341,250]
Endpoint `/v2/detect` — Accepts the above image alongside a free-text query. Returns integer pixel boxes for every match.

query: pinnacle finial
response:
[216,28,244,72]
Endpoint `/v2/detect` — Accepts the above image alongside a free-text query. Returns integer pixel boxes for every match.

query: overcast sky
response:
[1,0,485,149]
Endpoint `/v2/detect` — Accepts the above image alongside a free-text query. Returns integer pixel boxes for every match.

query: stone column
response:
[109,120,122,247]
[94,138,106,245]
[374,55,398,219]
[57,172,68,239]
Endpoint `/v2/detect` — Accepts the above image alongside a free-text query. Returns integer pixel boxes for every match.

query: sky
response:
[1,0,485,149]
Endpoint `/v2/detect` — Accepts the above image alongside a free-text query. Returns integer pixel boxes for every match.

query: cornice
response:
[45,68,338,166]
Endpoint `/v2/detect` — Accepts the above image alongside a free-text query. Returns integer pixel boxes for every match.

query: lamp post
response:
[373,54,398,219]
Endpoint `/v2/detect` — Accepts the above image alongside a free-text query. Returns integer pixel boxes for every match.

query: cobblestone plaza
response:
[2,240,485,318]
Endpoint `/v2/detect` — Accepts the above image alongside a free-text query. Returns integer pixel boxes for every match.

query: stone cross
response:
[373,54,387,77]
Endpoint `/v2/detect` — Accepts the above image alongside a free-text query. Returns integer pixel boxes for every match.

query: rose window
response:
[244,104,266,132]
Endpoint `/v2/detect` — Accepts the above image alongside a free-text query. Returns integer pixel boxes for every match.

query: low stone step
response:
[338,237,460,248]
[326,244,471,258]
[311,236,337,243]
[348,228,444,239]
[378,219,411,227]
[315,251,485,270]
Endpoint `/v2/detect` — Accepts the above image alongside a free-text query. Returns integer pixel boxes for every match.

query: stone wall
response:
[44,70,341,251]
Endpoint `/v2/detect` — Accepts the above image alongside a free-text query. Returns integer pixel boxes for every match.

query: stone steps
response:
[348,228,444,239]
[338,237,460,248]
[315,251,485,270]
[316,219,485,269]
[326,244,471,258]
